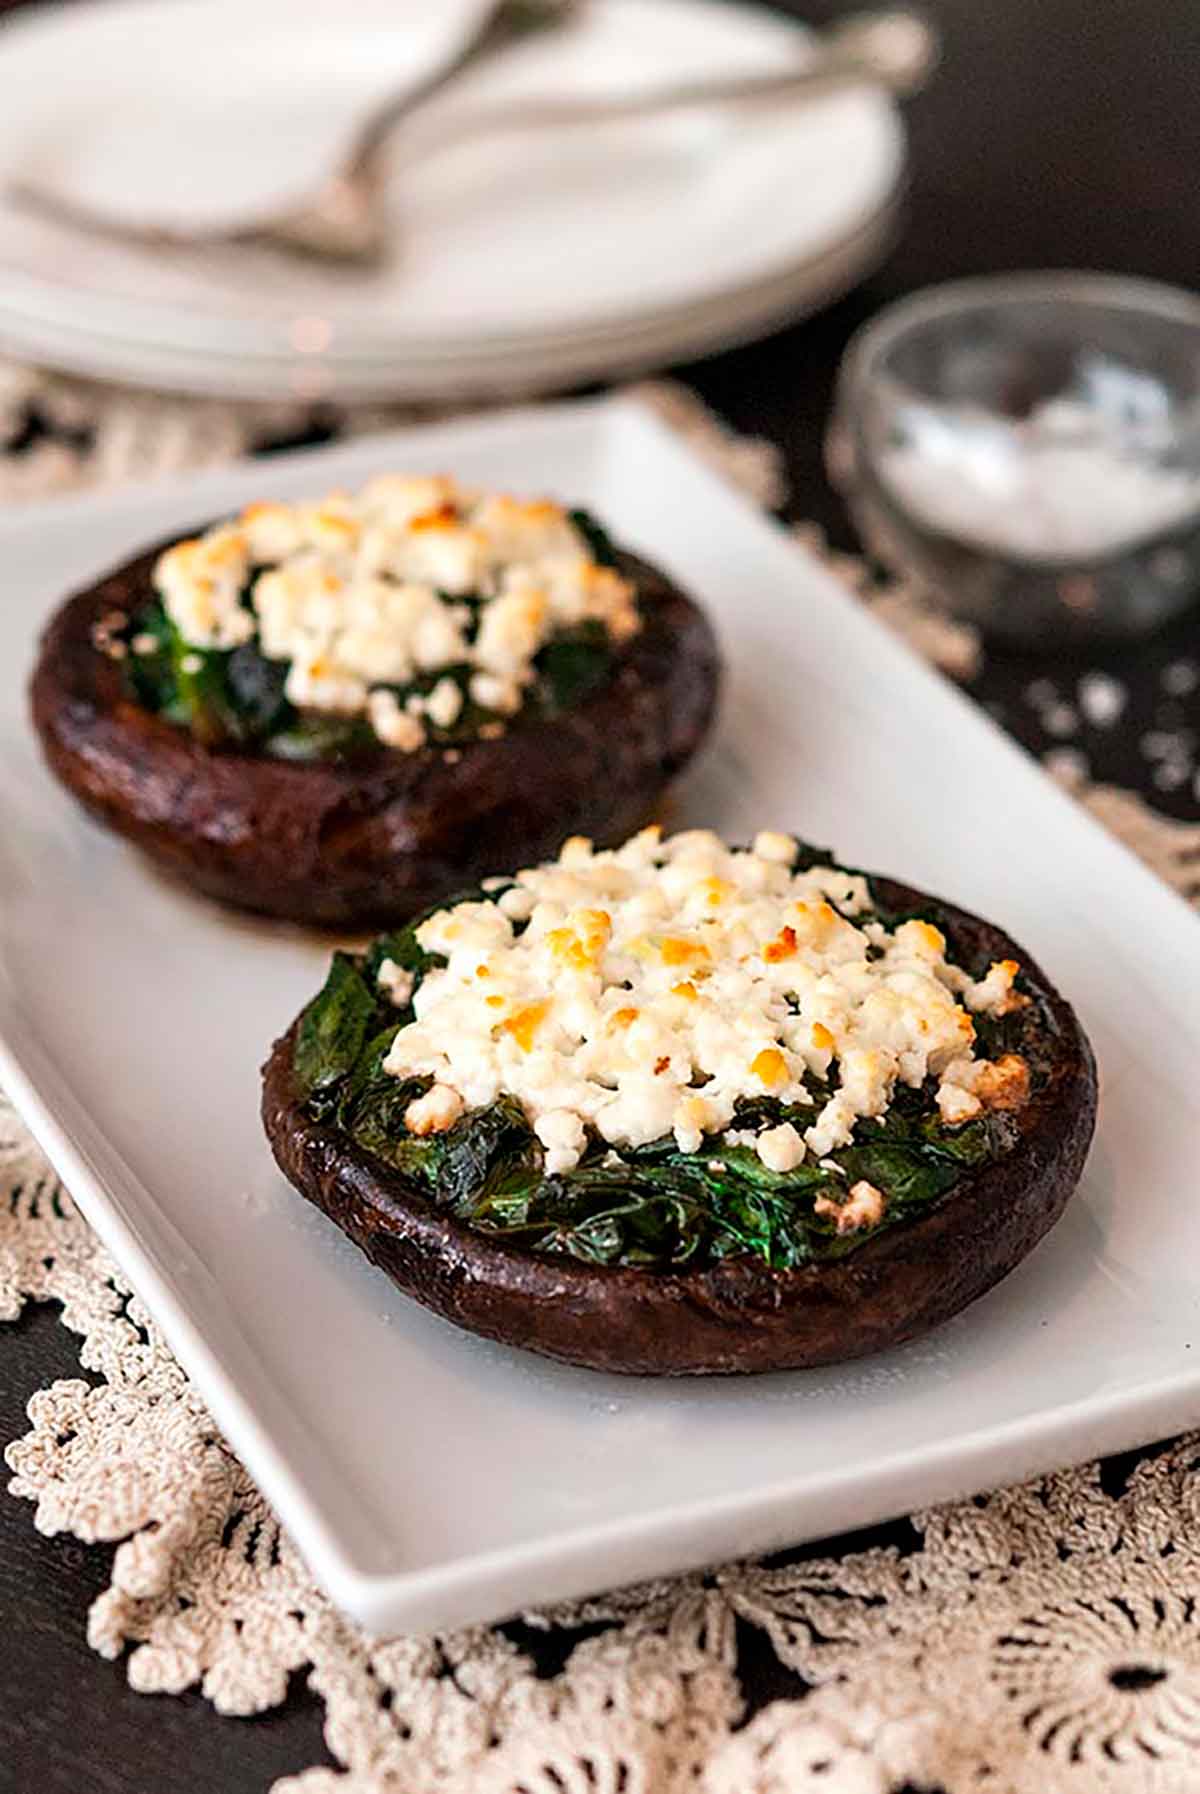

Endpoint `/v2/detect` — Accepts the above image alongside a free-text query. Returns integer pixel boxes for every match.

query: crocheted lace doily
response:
[5,368,1200,1794]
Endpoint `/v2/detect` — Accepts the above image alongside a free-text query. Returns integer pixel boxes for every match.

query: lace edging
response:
[3,370,1199,1793]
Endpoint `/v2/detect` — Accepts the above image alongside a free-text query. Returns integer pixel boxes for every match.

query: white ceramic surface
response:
[3,397,1195,1636]
[0,201,898,401]
[0,0,905,397]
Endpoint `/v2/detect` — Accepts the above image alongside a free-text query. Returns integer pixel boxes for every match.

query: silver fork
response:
[10,0,578,265]
[8,4,936,268]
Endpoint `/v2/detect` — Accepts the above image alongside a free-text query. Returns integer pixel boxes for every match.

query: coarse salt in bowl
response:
[827,272,1200,641]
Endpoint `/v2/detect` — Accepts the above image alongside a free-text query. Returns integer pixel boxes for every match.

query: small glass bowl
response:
[827,273,1200,643]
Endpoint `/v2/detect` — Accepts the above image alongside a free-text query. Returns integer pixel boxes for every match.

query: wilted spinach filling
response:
[119,507,623,760]
[289,864,1048,1272]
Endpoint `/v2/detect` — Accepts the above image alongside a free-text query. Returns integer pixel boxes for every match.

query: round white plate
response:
[0,0,905,377]
[0,202,898,401]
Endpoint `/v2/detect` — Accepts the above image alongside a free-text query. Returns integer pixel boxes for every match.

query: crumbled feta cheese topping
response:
[755,1121,806,1173]
[935,1052,1031,1124]
[152,478,639,750]
[383,828,1029,1173]
[814,1180,887,1233]
[376,958,414,1009]
[404,1084,464,1137]
[366,689,426,753]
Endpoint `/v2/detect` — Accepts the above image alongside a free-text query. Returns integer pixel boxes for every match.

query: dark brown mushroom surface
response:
[260,874,1097,1376]
[29,540,719,927]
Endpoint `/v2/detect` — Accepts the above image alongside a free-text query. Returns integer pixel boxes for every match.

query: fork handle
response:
[350,0,570,170]
[394,7,937,158]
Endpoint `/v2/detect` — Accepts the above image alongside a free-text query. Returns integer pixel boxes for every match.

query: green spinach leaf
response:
[435,1096,541,1215]
[534,622,614,712]
[225,642,292,737]
[123,599,178,714]
[293,953,377,1107]
[362,920,446,987]
[568,507,620,567]
[289,868,1016,1272]
[263,715,380,761]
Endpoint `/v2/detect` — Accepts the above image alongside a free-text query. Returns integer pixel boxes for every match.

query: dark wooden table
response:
[2,2,1198,1789]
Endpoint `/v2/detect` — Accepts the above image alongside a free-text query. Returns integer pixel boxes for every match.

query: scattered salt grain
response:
[1043,747,1090,790]
[1151,545,1191,586]
[1153,760,1191,792]
[1042,702,1080,739]
[1141,729,1195,762]
[1163,659,1199,697]
[1077,671,1127,728]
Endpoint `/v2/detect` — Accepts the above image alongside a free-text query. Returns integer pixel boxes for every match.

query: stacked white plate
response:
[0,0,906,402]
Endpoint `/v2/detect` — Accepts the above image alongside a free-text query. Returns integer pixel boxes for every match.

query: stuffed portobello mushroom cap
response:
[260,866,1096,1376]
[30,537,718,927]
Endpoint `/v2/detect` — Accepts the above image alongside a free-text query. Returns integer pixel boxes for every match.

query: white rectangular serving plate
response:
[3,395,1199,1636]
